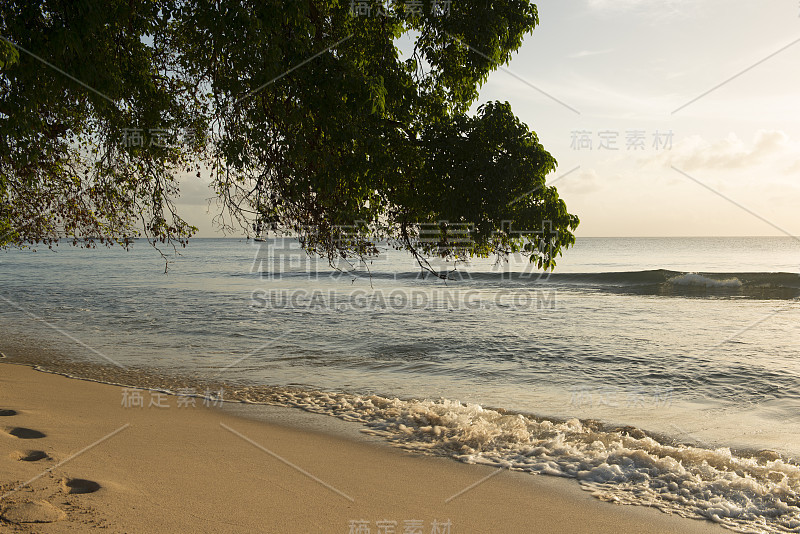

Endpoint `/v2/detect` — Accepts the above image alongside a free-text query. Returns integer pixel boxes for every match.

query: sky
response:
[177,0,800,237]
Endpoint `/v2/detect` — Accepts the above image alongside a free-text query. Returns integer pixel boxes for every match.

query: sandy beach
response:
[3,0,799,529]
[0,362,729,533]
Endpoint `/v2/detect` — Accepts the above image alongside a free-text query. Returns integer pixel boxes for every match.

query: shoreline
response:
[0,362,729,533]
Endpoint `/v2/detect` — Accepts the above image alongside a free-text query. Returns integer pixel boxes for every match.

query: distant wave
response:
[245,268,800,299]
[666,272,743,288]
[534,270,800,299]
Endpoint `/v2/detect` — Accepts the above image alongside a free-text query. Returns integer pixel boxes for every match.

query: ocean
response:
[1,236,799,533]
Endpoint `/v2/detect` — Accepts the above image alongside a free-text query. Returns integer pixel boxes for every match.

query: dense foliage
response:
[1,0,578,272]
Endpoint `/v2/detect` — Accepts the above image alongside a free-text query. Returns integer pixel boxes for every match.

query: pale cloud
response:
[646,130,799,173]
[586,0,644,10]
[784,160,800,174]
[556,169,603,195]
[177,175,216,206]
[568,49,614,59]
[586,0,689,15]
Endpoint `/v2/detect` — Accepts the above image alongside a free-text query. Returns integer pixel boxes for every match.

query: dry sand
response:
[0,363,728,533]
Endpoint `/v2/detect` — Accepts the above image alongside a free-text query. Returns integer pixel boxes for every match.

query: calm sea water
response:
[1,237,799,532]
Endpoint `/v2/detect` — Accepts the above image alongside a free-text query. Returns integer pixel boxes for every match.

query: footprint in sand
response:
[0,500,67,524]
[61,478,101,495]
[10,450,49,462]
[1,410,49,459]
[0,407,69,525]
[3,427,46,439]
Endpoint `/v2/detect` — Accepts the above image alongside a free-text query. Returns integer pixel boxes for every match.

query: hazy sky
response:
[178,0,800,237]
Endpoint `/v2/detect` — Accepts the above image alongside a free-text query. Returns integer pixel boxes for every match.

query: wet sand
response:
[0,363,728,533]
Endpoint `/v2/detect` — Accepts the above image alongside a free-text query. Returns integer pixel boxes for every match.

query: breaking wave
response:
[533,270,800,299]
[229,386,800,534]
[7,356,800,534]
[667,273,743,288]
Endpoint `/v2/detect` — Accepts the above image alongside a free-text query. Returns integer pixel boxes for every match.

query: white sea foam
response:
[234,387,800,534]
[667,273,743,288]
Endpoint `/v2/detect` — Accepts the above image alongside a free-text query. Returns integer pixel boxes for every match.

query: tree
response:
[1,0,579,273]
[0,0,206,251]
